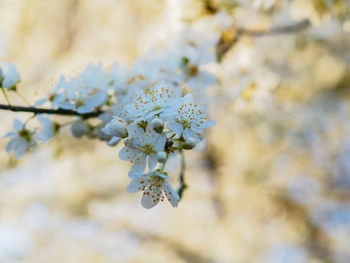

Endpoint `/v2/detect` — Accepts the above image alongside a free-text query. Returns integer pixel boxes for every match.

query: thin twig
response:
[216,19,311,60]
[240,19,311,36]
[0,104,102,118]
[1,88,12,108]
[177,150,187,199]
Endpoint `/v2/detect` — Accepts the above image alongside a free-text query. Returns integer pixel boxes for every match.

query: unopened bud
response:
[94,124,111,141]
[151,118,164,133]
[183,137,197,150]
[108,136,121,146]
[71,120,90,138]
[102,118,127,138]
[157,151,167,163]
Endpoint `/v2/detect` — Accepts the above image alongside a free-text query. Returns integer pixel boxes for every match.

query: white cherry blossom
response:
[5,119,36,158]
[126,170,179,209]
[125,82,181,121]
[51,64,111,113]
[119,123,166,177]
[2,63,20,90]
[36,116,57,143]
[177,35,217,90]
[166,94,215,142]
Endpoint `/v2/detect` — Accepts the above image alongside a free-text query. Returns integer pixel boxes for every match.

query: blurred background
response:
[0,0,350,262]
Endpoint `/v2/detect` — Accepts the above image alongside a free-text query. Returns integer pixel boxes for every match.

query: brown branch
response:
[0,104,102,119]
[127,227,214,263]
[216,19,311,60]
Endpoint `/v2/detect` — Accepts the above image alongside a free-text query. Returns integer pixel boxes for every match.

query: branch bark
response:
[0,104,102,118]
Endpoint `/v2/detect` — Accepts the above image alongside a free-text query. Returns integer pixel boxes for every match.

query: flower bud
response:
[183,137,197,150]
[94,124,111,141]
[157,151,167,163]
[108,136,121,146]
[102,118,127,138]
[71,120,90,138]
[151,118,164,133]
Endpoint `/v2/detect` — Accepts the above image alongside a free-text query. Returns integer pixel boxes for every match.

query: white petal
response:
[13,119,24,131]
[35,98,48,106]
[197,71,217,86]
[163,181,180,207]
[36,116,54,143]
[126,175,151,193]
[153,133,166,152]
[7,137,29,158]
[4,131,16,138]
[200,120,216,129]
[55,76,69,92]
[86,92,108,107]
[56,100,75,110]
[183,93,193,104]
[148,153,157,170]
[6,138,17,152]
[141,184,162,209]
[129,155,147,177]
[183,128,200,143]
[119,147,139,161]
[166,122,183,135]
[77,105,94,114]
[98,112,113,123]
[107,136,120,146]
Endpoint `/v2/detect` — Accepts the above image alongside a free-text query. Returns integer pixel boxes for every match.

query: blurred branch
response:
[128,227,214,263]
[204,144,226,219]
[216,19,311,60]
[0,104,102,118]
[177,150,187,199]
[55,0,80,57]
[274,193,333,263]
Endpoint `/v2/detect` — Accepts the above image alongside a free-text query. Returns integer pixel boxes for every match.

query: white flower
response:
[185,67,216,91]
[36,115,58,143]
[166,94,215,142]
[5,120,36,158]
[119,123,166,176]
[106,62,132,102]
[125,82,181,121]
[51,76,75,110]
[2,63,20,90]
[101,117,128,146]
[51,64,111,113]
[126,170,179,209]
[178,38,217,90]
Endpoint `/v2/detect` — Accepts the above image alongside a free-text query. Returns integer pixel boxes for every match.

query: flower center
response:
[188,65,198,76]
[140,144,154,154]
[19,130,31,141]
[152,105,162,111]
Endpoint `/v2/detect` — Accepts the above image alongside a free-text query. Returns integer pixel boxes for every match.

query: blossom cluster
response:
[1,41,216,208]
